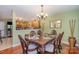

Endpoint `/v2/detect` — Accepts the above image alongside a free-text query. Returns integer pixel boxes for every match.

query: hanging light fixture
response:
[37,5,48,19]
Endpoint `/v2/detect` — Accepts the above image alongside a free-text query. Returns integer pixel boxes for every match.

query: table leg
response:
[39,45,45,54]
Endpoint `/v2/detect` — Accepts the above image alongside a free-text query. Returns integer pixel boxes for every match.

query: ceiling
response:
[0,5,79,21]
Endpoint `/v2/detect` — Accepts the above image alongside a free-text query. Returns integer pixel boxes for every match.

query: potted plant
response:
[68,19,76,54]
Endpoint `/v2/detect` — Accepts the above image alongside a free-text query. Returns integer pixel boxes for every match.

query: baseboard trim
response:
[12,43,20,48]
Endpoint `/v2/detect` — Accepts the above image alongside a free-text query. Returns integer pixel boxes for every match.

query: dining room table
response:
[25,35,56,54]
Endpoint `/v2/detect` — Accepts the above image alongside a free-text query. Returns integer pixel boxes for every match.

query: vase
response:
[68,37,76,54]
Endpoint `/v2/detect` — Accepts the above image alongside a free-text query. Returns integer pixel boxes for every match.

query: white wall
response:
[0,21,5,37]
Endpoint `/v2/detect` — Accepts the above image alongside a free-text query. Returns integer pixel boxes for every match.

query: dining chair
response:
[54,33,61,54]
[18,35,27,54]
[25,34,39,54]
[44,32,64,54]
[58,32,64,53]
[44,38,56,54]
[54,32,64,53]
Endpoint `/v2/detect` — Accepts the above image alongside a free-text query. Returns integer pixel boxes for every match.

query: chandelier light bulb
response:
[45,13,48,17]
[41,12,44,16]
[37,5,48,19]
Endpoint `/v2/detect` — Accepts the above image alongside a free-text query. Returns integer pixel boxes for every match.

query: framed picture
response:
[16,19,40,30]
[50,19,62,29]
[50,21,55,28]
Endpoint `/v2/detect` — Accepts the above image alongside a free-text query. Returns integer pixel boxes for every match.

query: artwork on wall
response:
[16,19,40,30]
[50,19,62,29]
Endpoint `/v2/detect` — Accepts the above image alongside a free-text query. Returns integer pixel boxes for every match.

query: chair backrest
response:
[54,32,64,46]
[30,31,36,36]
[53,32,64,53]
[37,30,42,35]
[57,32,64,45]
[25,34,38,53]
[18,35,27,54]
[51,30,57,35]
[58,32,64,45]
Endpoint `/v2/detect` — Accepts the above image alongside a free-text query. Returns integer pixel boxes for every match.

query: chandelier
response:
[37,5,48,19]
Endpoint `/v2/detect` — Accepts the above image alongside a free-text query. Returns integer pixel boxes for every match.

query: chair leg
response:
[37,48,40,54]
[0,39,3,44]
[54,48,59,54]
[59,45,62,49]
[58,45,62,53]
[23,51,26,54]
[23,50,27,54]
[37,47,44,54]
[59,48,61,53]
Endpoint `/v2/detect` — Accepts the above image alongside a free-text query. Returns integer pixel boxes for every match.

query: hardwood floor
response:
[0,47,13,54]
[0,44,79,54]
[62,44,79,54]
[12,45,22,54]
[0,37,79,54]
[0,45,22,54]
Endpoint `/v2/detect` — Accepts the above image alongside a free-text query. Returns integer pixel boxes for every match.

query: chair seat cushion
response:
[27,50,38,54]
[45,43,54,52]
[28,44,37,49]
